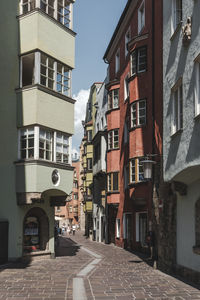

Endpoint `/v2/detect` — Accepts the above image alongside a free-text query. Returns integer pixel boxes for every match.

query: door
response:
[0,221,8,264]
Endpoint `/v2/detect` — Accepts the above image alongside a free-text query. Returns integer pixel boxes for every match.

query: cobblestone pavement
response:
[0,232,200,300]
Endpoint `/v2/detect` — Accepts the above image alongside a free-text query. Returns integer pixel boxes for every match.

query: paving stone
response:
[0,233,200,299]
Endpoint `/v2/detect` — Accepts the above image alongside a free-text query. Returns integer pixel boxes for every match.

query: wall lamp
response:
[141,155,157,180]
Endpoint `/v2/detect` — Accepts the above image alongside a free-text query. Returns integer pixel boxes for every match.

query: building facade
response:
[103,0,162,251]
[0,0,75,261]
[162,0,200,280]
[81,83,102,237]
[92,80,107,243]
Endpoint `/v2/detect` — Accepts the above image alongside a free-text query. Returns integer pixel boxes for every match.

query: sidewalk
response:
[0,231,199,299]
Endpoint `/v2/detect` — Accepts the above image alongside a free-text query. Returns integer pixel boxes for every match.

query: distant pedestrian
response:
[72,224,76,235]
[67,224,71,236]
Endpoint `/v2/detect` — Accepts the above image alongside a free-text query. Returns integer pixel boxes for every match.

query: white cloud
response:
[72,89,89,152]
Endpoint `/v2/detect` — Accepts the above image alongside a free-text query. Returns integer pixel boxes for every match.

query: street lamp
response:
[141,157,156,180]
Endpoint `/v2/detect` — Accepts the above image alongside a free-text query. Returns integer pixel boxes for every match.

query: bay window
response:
[19,126,70,164]
[21,52,71,97]
[20,0,73,30]
[130,157,145,183]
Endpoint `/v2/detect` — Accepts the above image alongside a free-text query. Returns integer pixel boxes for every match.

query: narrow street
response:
[0,232,200,300]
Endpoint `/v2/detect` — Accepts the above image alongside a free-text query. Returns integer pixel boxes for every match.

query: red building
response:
[104,0,162,252]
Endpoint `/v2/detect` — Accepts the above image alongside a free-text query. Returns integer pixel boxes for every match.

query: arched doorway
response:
[23,207,49,253]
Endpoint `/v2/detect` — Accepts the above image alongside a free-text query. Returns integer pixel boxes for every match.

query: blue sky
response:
[72,0,127,155]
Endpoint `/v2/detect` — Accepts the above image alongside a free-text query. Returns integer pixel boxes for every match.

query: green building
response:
[0,0,75,262]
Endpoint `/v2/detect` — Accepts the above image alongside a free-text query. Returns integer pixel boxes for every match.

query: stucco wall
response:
[163,0,200,183]
[177,179,200,272]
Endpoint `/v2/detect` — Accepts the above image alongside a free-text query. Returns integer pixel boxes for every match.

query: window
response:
[56,206,61,212]
[108,129,119,150]
[108,89,119,110]
[124,75,129,101]
[87,130,92,142]
[21,0,36,14]
[124,165,129,189]
[131,100,146,128]
[74,193,78,200]
[94,142,100,163]
[124,119,129,144]
[131,47,147,76]
[19,126,70,164]
[20,127,35,159]
[74,181,78,188]
[138,0,145,33]
[69,205,72,213]
[57,0,71,28]
[40,0,55,17]
[125,28,131,57]
[172,82,183,135]
[21,52,71,97]
[195,61,200,116]
[136,212,147,246]
[87,158,93,170]
[130,157,145,183]
[172,0,182,33]
[73,206,78,213]
[56,132,69,163]
[107,172,119,192]
[116,219,120,238]
[115,49,120,74]
[39,129,52,160]
[20,0,72,29]
[57,63,70,95]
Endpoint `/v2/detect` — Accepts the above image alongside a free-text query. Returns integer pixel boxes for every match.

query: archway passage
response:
[23,207,49,253]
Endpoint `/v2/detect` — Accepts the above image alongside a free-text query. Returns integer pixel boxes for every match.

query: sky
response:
[71,0,127,155]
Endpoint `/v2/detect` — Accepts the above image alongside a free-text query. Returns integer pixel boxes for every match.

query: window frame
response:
[87,158,93,170]
[131,99,146,128]
[116,219,120,238]
[125,28,131,57]
[108,89,119,110]
[171,81,183,135]
[115,48,120,74]
[19,126,70,165]
[20,0,73,30]
[171,0,182,34]
[21,51,71,97]
[138,0,145,34]
[195,60,200,117]
[108,129,119,150]
[130,157,145,183]
[130,47,147,77]
[107,172,119,192]
[124,75,130,101]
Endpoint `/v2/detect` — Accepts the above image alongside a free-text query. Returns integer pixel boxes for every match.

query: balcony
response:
[15,159,73,205]
[18,9,75,67]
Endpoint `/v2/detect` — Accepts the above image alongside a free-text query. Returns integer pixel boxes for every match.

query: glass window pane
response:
[28,149,34,158]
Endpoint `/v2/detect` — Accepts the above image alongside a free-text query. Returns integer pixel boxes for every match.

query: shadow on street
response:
[55,235,81,257]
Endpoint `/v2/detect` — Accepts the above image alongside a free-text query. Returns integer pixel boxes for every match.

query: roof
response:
[103,0,132,62]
